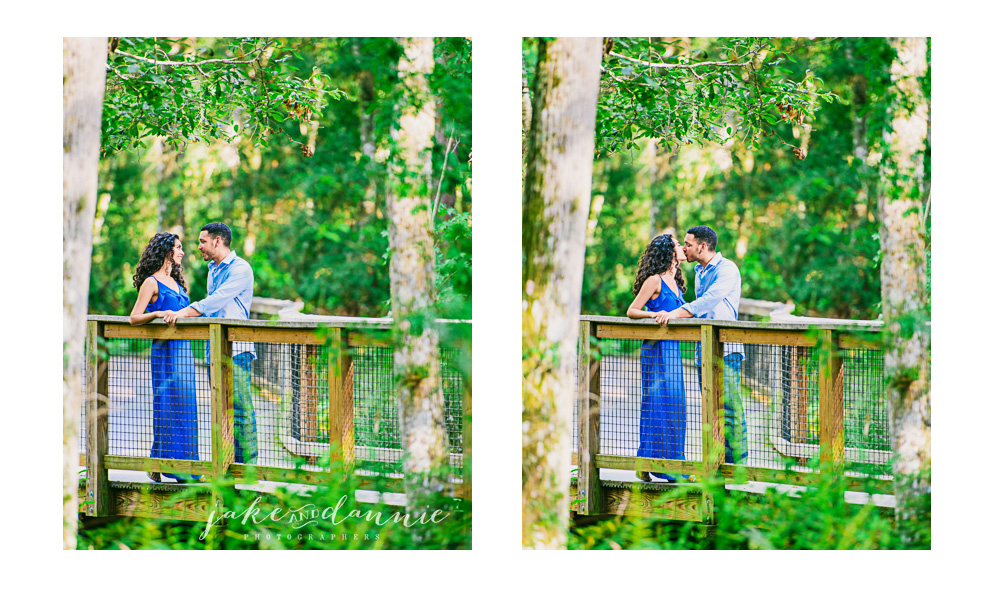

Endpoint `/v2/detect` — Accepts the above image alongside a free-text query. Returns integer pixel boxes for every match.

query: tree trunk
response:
[880,37,930,546]
[63,37,107,550]
[388,37,449,516]
[522,37,602,549]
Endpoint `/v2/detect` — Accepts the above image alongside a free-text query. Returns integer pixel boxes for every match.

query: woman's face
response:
[170,238,184,266]
[674,243,686,264]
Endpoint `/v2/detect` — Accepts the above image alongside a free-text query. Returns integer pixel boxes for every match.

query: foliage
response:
[90,37,471,320]
[526,37,914,319]
[595,37,832,157]
[77,457,470,549]
[570,462,914,549]
[103,37,338,155]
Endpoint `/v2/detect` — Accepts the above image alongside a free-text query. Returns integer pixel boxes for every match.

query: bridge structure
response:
[572,310,893,523]
[79,313,470,522]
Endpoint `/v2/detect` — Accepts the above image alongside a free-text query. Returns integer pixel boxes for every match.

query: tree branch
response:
[608,50,753,70]
[115,41,277,69]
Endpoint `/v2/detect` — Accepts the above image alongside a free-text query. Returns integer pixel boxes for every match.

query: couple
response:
[626,225,748,483]
[128,222,259,483]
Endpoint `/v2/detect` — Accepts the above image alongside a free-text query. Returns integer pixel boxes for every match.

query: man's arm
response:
[677,263,740,317]
[191,264,252,315]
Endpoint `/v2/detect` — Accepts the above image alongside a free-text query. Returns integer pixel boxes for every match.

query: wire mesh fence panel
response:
[440,346,465,473]
[352,345,401,472]
[104,337,212,465]
[736,343,789,469]
[245,342,321,469]
[597,338,702,464]
[81,364,88,457]
[776,344,819,464]
[843,347,890,471]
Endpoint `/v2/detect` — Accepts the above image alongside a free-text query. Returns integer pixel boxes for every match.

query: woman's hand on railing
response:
[654,311,670,327]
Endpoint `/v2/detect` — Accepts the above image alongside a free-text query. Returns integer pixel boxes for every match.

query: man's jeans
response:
[210,352,258,464]
[699,354,748,464]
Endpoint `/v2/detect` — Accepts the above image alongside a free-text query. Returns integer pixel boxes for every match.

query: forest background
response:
[524,37,923,319]
[90,37,472,321]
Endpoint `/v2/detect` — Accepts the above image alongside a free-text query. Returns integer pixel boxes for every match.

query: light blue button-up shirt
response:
[681,252,744,357]
[190,250,256,359]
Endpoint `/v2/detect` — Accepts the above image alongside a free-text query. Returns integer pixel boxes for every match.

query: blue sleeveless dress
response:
[638,275,687,472]
[146,279,199,463]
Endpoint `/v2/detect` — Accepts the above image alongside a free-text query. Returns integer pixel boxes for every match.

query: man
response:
[163,222,258,464]
[662,225,748,464]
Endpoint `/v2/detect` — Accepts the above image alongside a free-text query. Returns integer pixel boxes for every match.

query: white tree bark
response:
[522,37,602,549]
[63,37,107,550]
[881,37,930,545]
[388,37,448,514]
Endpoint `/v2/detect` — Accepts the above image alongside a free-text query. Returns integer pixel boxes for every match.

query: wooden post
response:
[210,324,233,511]
[819,330,845,469]
[328,328,354,473]
[85,321,110,517]
[461,334,472,503]
[700,323,723,523]
[576,320,601,515]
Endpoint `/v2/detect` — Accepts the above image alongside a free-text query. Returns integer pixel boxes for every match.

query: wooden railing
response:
[573,315,889,522]
[81,315,470,520]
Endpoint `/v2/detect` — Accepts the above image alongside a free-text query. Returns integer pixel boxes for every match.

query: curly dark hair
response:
[632,234,686,297]
[132,232,187,293]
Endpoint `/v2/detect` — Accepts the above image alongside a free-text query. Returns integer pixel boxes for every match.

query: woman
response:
[626,234,694,483]
[130,232,203,483]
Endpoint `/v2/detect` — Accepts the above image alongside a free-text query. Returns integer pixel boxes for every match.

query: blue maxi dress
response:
[146,279,200,463]
[638,275,687,475]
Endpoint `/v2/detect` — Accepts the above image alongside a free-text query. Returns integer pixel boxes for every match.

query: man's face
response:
[198,232,220,262]
[682,234,702,263]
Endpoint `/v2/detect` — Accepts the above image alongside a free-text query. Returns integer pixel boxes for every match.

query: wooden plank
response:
[229,327,325,345]
[347,330,392,347]
[701,323,723,524]
[839,334,882,350]
[576,321,602,516]
[819,330,845,468]
[719,328,815,347]
[105,456,212,475]
[596,323,700,341]
[595,454,701,476]
[717,464,894,494]
[85,321,111,517]
[601,486,704,521]
[228,464,406,493]
[108,484,212,522]
[210,324,234,516]
[103,323,209,340]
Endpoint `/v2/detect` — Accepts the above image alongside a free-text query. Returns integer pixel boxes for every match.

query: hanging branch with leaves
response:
[102,37,345,155]
[595,37,836,159]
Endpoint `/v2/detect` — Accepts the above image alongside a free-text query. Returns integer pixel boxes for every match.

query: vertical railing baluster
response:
[577,319,602,515]
[819,329,845,470]
[85,321,110,517]
[329,327,355,474]
[210,323,233,512]
[700,323,723,523]
[461,331,472,502]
